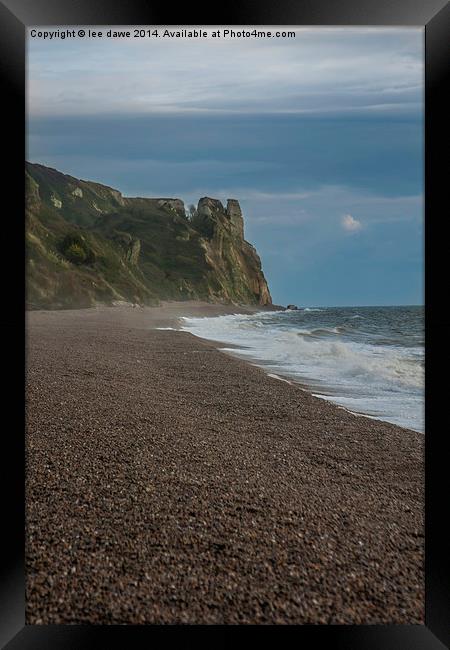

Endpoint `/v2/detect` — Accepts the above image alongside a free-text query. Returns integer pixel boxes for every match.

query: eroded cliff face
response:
[192,197,271,305]
[25,162,272,309]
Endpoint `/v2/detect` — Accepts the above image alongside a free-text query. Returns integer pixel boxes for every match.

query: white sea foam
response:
[180,308,424,432]
[267,373,292,384]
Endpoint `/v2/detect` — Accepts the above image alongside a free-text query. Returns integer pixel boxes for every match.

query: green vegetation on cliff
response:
[26,162,272,309]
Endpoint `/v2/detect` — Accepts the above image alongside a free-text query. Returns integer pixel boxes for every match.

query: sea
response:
[180,305,424,433]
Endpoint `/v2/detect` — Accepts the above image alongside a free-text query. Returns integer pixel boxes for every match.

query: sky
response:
[26,27,424,306]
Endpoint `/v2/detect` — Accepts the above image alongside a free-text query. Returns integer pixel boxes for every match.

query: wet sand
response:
[25,303,424,624]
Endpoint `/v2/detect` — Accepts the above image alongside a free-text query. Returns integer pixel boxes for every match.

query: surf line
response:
[267,373,292,385]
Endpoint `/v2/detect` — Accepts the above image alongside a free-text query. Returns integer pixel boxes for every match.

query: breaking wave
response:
[180,305,424,432]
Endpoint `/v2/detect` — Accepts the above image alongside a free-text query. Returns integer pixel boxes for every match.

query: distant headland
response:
[26,162,272,310]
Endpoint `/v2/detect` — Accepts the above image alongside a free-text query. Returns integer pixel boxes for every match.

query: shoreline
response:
[30,300,420,434]
[172,304,422,435]
[26,302,424,624]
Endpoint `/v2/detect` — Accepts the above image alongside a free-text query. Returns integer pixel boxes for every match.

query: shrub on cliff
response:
[61,233,95,265]
[64,243,87,264]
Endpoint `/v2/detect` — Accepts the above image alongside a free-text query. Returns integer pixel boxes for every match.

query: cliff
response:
[25,162,272,309]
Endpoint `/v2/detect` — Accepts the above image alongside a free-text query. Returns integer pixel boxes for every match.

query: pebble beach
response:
[25,303,424,624]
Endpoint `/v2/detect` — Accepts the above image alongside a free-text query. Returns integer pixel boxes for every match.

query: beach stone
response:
[25,305,424,625]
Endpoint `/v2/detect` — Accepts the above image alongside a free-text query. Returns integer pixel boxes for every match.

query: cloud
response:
[341,214,362,232]
[27,27,423,118]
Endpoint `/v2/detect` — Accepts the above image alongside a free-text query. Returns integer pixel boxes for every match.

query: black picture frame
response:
[1,0,448,647]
